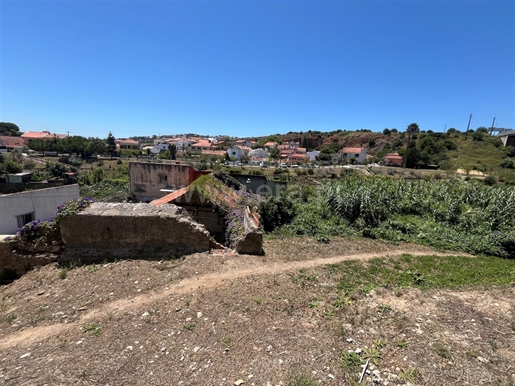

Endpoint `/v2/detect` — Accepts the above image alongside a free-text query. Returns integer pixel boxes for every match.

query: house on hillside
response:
[0,136,24,152]
[21,131,67,145]
[306,150,320,161]
[384,152,403,167]
[116,139,140,150]
[191,140,213,153]
[342,147,367,164]
[227,146,245,161]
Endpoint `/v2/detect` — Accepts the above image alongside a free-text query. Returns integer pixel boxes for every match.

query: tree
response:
[383,128,391,136]
[106,132,116,159]
[269,147,280,160]
[169,144,177,160]
[402,123,420,168]
[0,122,21,136]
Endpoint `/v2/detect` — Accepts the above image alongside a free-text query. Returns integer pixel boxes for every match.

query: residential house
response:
[290,153,309,164]
[248,148,269,164]
[227,146,245,161]
[384,152,403,167]
[165,138,195,151]
[0,136,24,152]
[342,147,367,164]
[0,184,80,234]
[116,139,140,150]
[331,153,343,165]
[306,150,320,161]
[21,130,67,145]
[191,140,213,153]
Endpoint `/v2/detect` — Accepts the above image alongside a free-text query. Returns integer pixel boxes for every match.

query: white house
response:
[306,150,320,161]
[0,184,80,234]
[227,146,245,161]
[342,147,367,164]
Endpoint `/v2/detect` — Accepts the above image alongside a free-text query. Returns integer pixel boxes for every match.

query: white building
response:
[0,185,80,234]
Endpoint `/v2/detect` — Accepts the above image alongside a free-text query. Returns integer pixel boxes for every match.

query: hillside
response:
[1,238,514,385]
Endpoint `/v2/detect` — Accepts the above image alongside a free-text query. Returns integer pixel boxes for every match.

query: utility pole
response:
[444,124,447,133]
[489,117,496,135]
[465,114,472,136]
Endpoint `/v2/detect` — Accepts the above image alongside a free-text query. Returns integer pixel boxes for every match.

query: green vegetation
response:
[83,323,103,336]
[269,176,515,258]
[0,122,21,136]
[329,254,515,294]
[285,369,318,386]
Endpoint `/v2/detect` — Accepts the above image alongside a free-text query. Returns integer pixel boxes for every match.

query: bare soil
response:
[0,238,514,385]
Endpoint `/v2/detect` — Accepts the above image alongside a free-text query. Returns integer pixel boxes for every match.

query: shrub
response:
[259,193,297,232]
[483,175,497,186]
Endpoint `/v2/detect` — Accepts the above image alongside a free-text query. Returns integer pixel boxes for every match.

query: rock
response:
[234,380,245,385]
[19,353,31,359]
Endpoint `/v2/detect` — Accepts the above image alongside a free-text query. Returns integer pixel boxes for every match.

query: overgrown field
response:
[263,176,515,258]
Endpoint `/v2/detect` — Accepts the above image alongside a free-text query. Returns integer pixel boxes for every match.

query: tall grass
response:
[275,176,515,258]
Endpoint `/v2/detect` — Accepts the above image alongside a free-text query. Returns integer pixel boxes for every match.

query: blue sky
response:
[1,0,513,139]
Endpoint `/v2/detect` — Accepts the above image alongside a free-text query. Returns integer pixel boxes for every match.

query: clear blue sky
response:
[1,0,513,139]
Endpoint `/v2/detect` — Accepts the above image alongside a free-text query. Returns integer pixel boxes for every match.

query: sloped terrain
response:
[0,238,514,385]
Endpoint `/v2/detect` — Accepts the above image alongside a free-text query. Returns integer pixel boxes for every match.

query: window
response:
[16,212,35,228]
[158,174,168,184]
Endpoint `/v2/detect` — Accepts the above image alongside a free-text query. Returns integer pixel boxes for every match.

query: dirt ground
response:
[0,238,514,386]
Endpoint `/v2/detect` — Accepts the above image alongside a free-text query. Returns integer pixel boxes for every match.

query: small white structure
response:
[0,184,80,234]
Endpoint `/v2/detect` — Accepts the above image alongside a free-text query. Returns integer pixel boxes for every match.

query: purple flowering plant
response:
[14,197,94,244]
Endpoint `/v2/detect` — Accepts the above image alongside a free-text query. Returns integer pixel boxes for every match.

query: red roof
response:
[116,139,139,145]
[150,187,189,206]
[342,147,365,154]
[384,153,403,166]
[21,130,68,141]
[0,136,24,148]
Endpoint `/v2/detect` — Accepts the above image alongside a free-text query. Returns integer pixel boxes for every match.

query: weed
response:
[395,340,407,349]
[373,340,386,349]
[378,304,392,313]
[285,368,318,386]
[399,367,418,382]
[433,341,452,359]
[325,309,335,319]
[79,368,90,379]
[59,268,68,280]
[87,265,100,273]
[253,297,263,305]
[333,294,351,308]
[222,337,233,347]
[184,323,196,331]
[363,347,382,365]
[0,313,17,325]
[340,351,364,367]
[83,323,102,336]
[308,301,318,309]
[489,340,498,351]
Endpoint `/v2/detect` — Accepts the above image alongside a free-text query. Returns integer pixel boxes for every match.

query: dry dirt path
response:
[0,248,466,350]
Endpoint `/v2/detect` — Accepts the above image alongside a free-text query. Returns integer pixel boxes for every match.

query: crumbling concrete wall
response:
[234,206,263,255]
[0,239,58,280]
[60,202,211,257]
